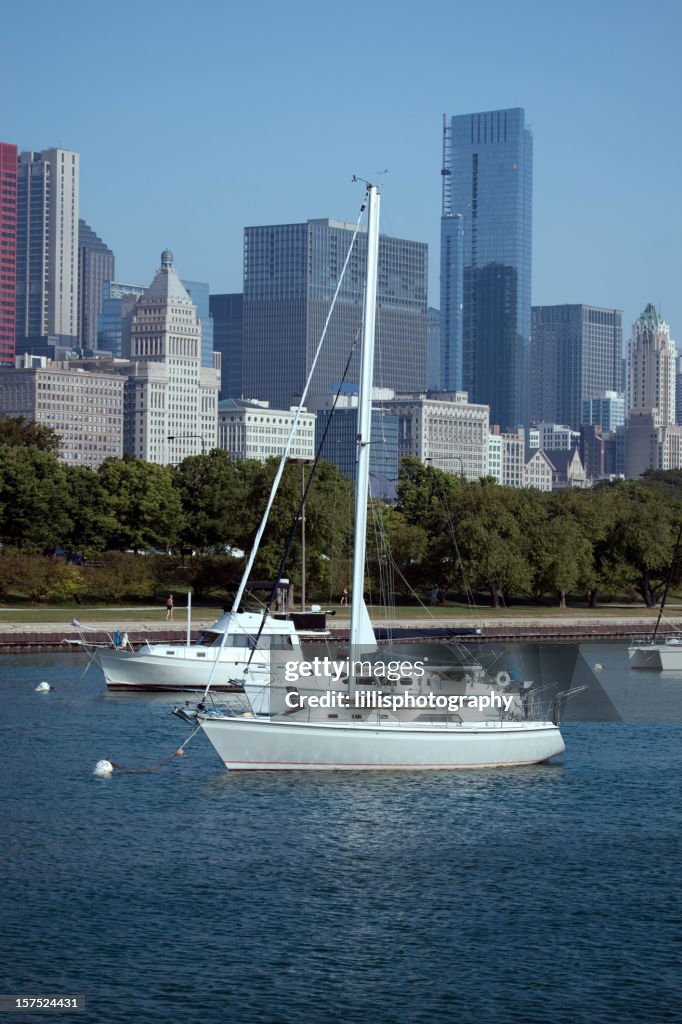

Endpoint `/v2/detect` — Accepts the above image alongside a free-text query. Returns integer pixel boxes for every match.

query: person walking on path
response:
[340,587,348,606]
[165,594,174,620]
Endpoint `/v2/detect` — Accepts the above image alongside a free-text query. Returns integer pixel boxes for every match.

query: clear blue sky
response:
[3,0,681,344]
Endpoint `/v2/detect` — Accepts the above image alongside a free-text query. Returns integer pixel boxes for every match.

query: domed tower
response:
[123,250,219,464]
[627,303,676,425]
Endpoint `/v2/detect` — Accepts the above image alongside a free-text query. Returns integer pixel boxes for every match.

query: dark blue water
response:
[1,650,681,1024]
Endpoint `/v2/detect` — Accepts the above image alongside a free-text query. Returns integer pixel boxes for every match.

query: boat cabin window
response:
[194,631,223,647]
[192,632,294,650]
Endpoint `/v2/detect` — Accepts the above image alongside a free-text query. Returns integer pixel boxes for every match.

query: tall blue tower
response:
[440,108,532,430]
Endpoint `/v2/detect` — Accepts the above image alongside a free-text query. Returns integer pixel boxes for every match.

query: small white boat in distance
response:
[628,635,682,670]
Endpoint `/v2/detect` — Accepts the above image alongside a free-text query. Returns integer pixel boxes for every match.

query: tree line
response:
[0,414,681,608]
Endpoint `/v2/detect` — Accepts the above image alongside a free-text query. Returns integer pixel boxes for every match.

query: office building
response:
[487,427,525,488]
[182,279,213,368]
[78,219,114,348]
[426,307,441,390]
[378,390,489,481]
[242,218,427,411]
[97,281,146,357]
[0,357,124,468]
[123,250,220,464]
[626,304,676,424]
[530,305,623,429]
[582,390,625,432]
[210,293,243,399]
[217,399,315,462]
[625,304,681,477]
[16,148,80,346]
[0,142,18,365]
[309,390,399,491]
[528,423,581,451]
[440,108,532,429]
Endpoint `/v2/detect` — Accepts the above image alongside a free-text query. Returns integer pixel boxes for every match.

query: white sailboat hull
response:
[628,641,682,670]
[198,715,565,770]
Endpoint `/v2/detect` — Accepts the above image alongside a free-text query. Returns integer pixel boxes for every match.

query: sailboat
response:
[628,523,682,670]
[191,184,565,769]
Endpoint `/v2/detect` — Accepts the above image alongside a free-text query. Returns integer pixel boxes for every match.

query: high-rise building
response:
[16,149,80,345]
[242,217,427,410]
[440,109,532,430]
[626,304,676,424]
[97,280,146,357]
[182,280,213,368]
[78,219,114,348]
[0,143,18,365]
[530,304,623,429]
[123,250,220,464]
[426,307,441,390]
[439,211,463,391]
[210,293,243,400]
[625,304,681,477]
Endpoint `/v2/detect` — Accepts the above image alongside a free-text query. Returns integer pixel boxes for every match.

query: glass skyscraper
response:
[440,108,532,430]
[78,219,114,348]
[242,218,427,410]
[209,293,243,399]
[531,304,623,429]
[183,280,214,368]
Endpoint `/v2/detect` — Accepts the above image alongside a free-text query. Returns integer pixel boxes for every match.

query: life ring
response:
[495,670,511,687]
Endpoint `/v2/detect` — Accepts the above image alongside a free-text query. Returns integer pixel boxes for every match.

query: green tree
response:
[0,413,61,453]
[172,450,252,551]
[0,445,73,550]
[609,483,680,607]
[98,458,184,552]
[62,466,118,553]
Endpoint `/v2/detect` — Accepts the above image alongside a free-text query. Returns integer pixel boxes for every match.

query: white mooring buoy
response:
[94,759,114,777]
[594,663,603,672]
[35,681,52,692]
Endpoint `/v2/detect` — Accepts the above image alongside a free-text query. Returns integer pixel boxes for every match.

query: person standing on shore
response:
[165,594,174,620]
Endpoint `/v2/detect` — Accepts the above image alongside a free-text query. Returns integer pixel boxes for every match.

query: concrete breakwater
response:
[0,612,679,651]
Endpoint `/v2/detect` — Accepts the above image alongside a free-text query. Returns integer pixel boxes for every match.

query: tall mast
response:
[349,184,380,701]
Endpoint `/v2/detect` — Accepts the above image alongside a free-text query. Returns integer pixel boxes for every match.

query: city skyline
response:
[2,0,680,346]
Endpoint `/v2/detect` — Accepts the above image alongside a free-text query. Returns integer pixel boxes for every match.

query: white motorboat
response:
[193,183,565,769]
[90,609,328,692]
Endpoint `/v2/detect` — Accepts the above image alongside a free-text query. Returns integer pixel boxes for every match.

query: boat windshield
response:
[193,632,294,650]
